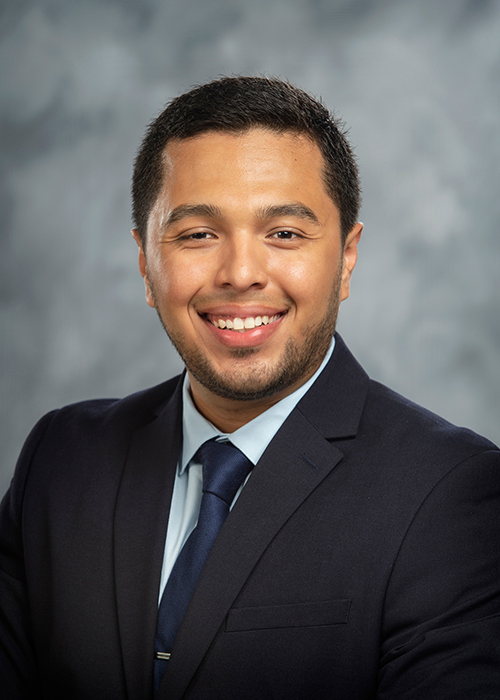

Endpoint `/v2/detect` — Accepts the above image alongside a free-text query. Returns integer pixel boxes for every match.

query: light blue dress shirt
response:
[158,337,336,601]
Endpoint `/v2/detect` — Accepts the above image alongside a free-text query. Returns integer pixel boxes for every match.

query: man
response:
[1,76,499,700]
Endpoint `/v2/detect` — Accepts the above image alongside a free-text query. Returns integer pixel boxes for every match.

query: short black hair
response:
[132,76,361,245]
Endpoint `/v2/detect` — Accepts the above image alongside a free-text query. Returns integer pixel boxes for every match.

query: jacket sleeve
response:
[0,412,56,700]
[377,449,500,699]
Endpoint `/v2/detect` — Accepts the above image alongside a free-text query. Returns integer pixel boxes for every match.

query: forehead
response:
[155,128,329,209]
[163,126,322,159]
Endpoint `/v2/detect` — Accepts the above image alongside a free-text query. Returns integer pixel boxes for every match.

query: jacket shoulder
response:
[42,374,183,434]
[9,375,183,497]
[362,378,498,467]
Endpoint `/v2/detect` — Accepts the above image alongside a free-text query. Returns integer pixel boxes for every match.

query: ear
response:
[340,222,363,301]
[131,229,155,308]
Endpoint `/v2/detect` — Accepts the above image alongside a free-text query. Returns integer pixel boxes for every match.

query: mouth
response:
[204,312,284,333]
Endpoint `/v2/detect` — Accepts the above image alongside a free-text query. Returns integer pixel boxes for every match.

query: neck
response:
[187,372,312,433]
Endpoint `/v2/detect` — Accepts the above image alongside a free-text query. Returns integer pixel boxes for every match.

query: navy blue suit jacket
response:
[1,335,500,699]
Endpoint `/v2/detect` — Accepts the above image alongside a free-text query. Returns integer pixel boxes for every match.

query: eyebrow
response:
[257,203,320,225]
[161,201,320,229]
[161,204,224,229]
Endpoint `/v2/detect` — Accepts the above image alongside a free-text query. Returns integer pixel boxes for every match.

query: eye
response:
[186,231,214,240]
[270,230,301,240]
[178,230,216,242]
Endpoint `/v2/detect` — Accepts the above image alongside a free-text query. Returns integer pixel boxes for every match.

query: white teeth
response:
[210,313,281,330]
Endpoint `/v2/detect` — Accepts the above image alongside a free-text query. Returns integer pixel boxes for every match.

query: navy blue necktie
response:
[154,440,252,693]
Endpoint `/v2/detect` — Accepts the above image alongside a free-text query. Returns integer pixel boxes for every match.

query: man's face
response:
[133,128,361,411]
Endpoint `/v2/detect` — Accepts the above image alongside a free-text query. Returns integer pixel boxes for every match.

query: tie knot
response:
[196,440,253,506]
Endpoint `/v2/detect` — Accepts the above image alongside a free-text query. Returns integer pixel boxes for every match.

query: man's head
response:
[132,76,361,247]
[131,77,363,430]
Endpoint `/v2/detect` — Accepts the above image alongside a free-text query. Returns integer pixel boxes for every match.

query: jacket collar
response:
[297,333,370,439]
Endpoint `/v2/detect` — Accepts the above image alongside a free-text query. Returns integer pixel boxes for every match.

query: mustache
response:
[192,291,292,304]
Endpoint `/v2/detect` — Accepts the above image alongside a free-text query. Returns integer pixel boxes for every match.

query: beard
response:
[150,266,342,402]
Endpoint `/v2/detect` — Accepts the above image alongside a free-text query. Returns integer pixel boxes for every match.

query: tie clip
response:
[155,652,171,661]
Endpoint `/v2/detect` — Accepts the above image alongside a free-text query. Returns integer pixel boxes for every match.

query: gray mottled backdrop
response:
[1,0,499,497]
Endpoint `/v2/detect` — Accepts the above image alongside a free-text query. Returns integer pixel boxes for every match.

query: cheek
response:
[274,256,336,309]
[152,256,207,312]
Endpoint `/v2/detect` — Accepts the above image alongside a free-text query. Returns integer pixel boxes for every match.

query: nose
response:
[214,232,268,292]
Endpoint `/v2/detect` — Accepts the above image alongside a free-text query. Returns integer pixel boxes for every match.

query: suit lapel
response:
[114,379,183,700]
[160,336,369,700]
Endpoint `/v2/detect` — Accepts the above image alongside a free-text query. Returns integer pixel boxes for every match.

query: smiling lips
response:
[205,312,284,333]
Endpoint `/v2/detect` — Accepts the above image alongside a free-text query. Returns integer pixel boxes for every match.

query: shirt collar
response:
[181,336,336,472]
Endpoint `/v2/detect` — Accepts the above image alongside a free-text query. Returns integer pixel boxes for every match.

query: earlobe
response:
[131,228,156,308]
[340,222,363,301]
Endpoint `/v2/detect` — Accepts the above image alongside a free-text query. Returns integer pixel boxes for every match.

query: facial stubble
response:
[148,262,342,402]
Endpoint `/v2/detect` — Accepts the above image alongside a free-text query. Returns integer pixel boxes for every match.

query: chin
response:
[181,333,332,403]
[156,285,340,404]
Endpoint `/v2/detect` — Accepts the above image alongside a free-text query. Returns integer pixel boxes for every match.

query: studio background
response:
[1,0,499,497]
